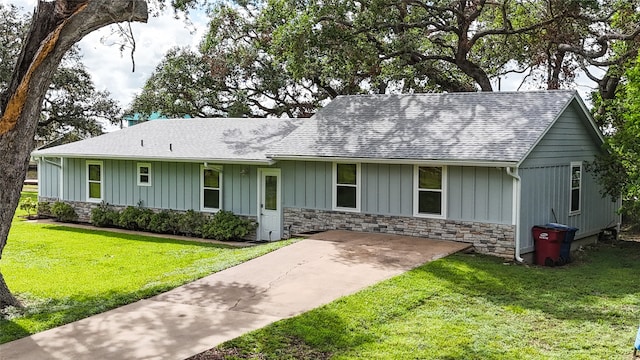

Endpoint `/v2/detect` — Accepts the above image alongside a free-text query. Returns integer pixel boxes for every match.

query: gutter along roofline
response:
[31,153,276,166]
[268,155,518,167]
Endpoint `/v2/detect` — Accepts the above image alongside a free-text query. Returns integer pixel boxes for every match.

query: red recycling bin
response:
[532,226,564,266]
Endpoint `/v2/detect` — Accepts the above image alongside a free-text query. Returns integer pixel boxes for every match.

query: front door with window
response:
[258,169,281,241]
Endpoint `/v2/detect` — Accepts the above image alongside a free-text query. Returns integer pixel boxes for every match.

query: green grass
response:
[0,191,293,344]
[215,242,640,359]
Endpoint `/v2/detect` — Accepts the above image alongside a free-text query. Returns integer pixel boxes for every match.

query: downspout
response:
[506,166,524,263]
[42,156,62,168]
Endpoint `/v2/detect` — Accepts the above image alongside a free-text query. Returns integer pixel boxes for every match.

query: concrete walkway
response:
[0,231,470,360]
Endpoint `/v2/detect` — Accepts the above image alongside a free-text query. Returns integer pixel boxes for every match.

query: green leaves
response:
[0,4,120,144]
[590,52,640,225]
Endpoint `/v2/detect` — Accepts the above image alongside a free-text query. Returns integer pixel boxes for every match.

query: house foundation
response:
[284,207,515,258]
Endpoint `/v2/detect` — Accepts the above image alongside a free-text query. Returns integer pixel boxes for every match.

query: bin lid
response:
[546,223,579,231]
[533,225,563,232]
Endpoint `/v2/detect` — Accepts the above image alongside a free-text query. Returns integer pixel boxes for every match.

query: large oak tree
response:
[1,5,122,145]
[0,0,148,310]
[132,0,640,120]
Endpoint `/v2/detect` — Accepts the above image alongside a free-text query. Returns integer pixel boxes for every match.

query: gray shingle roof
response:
[33,117,301,163]
[33,91,593,165]
[269,90,583,164]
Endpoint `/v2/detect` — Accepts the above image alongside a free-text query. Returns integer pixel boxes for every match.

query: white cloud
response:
[78,13,207,108]
[4,0,207,109]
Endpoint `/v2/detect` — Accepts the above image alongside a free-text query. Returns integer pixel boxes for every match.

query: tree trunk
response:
[0,0,147,310]
[457,59,494,91]
[0,272,20,308]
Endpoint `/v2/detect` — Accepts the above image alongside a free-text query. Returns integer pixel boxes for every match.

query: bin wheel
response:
[544,257,555,267]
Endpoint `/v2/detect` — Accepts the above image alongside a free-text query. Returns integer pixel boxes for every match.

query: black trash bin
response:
[546,223,578,264]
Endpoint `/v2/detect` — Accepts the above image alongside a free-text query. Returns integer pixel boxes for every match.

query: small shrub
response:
[118,206,144,230]
[37,201,52,217]
[177,210,208,237]
[91,202,120,227]
[51,201,78,223]
[19,198,38,217]
[202,210,256,241]
[148,210,180,234]
[136,208,155,231]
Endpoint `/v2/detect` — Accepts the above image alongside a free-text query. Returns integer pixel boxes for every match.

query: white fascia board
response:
[31,153,276,166]
[268,155,517,168]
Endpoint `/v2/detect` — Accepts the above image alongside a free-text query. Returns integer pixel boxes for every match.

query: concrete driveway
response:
[0,230,470,360]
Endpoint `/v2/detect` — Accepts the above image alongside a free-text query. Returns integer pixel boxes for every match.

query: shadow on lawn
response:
[1,283,186,344]
[41,225,239,249]
[0,317,29,344]
[208,242,640,359]
[417,241,640,323]
[0,281,273,359]
[222,304,375,358]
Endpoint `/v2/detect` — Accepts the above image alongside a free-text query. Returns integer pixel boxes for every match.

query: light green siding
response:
[223,164,258,215]
[60,159,258,215]
[362,164,413,216]
[64,158,85,201]
[519,165,619,252]
[519,100,619,253]
[522,102,601,167]
[39,158,61,199]
[54,158,515,225]
[280,161,332,210]
[448,166,513,224]
[278,161,512,224]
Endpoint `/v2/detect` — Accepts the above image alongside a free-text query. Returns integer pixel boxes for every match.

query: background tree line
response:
[132,0,640,223]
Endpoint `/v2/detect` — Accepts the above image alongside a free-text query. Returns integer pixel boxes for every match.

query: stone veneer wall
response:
[284,207,515,258]
[38,197,257,240]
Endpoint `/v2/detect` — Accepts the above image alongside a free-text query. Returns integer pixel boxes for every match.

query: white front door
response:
[258,169,281,241]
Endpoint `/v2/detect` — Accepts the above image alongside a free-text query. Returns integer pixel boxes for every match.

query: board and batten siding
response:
[53,158,514,225]
[59,159,258,216]
[518,100,620,253]
[223,164,258,216]
[522,102,602,167]
[279,161,332,210]
[278,160,513,224]
[63,158,84,201]
[361,163,414,216]
[518,165,618,252]
[38,157,61,199]
[447,166,512,224]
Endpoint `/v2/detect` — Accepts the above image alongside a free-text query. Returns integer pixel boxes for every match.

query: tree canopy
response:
[130,0,640,120]
[0,3,121,145]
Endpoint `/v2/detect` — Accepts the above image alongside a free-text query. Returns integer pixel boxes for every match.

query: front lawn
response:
[204,241,640,359]
[0,191,293,344]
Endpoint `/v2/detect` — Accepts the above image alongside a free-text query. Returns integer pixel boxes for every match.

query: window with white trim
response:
[570,162,582,214]
[333,163,360,211]
[137,163,151,186]
[86,160,103,202]
[201,165,222,211]
[414,166,445,217]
